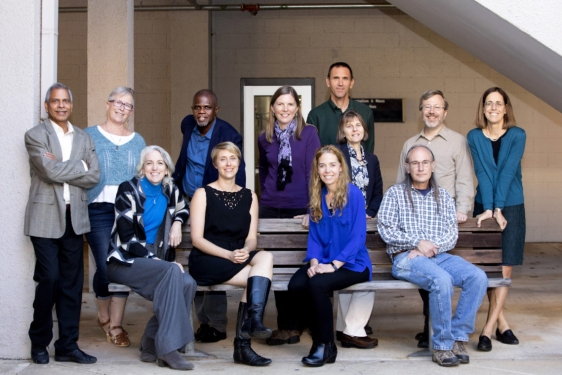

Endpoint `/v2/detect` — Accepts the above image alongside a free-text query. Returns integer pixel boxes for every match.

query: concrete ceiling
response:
[389,0,562,113]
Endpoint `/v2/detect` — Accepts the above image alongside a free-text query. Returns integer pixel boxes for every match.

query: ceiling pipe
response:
[185,0,202,10]
[59,3,396,13]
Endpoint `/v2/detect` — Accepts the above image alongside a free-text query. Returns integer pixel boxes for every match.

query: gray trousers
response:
[108,258,196,356]
[194,291,228,332]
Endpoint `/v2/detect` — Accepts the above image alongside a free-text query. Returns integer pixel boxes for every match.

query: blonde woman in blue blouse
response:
[467,87,526,352]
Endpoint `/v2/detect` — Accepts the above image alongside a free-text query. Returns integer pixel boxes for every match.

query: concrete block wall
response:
[58,11,172,149]
[210,6,562,242]
[134,11,172,151]
[56,6,562,241]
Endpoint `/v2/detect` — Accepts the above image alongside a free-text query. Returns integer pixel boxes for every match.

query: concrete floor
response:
[1,243,561,374]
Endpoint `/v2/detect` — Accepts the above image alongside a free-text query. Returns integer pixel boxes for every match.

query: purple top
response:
[258,125,320,209]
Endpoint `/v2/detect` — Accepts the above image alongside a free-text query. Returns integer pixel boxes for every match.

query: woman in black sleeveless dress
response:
[189,142,274,367]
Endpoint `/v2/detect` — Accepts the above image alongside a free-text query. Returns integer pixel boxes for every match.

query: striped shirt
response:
[377,183,458,256]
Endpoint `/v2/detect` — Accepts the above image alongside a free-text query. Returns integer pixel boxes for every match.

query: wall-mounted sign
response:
[355,98,404,123]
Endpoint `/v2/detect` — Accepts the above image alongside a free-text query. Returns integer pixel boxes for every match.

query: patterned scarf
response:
[274,119,296,190]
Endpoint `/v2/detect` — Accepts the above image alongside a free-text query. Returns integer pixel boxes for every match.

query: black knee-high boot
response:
[234,302,272,366]
[240,276,272,339]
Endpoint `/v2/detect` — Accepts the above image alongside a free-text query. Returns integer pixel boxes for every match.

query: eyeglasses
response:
[422,105,445,112]
[192,105,215,112]
[109,100,134,111]
[408,160,432,168]
[484,101,504,108]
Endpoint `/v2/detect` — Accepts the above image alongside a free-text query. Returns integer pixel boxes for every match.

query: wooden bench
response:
[109,217,510,293]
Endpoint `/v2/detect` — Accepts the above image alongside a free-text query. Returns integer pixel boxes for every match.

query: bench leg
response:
[181,303,216,359]
[408,304,433,358]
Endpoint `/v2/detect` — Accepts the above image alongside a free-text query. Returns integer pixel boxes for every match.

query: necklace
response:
[102,123,127,149]
[484,127,503,142]
[141,178,163,205]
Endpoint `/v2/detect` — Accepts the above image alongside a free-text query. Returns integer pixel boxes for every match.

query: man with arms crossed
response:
[173,89,245,343]
[378,145,486,367]
[396,90,474,348]
[25,83,100,364]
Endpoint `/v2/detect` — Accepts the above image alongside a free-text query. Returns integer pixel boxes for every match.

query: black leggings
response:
[288,263,370,343]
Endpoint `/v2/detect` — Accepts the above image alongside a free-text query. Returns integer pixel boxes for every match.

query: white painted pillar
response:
[0,0,42,359]
[87,0,134,291]
[41,0,59,120]
[87,0,135,128]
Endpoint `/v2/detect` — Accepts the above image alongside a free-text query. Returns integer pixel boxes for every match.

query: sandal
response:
[108,326,131,347]
[97,317,110,340]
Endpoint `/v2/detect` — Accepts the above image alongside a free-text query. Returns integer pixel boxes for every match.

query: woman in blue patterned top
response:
[107,146,196,370]
[84,87,146,348]
[333,110,382,349]
[468,87,526,352]
[288,145,372,367]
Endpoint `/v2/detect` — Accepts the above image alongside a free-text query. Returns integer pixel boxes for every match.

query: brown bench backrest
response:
[177,218,502,273]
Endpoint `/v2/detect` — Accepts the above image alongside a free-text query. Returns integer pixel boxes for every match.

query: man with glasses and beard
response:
[396,90,474,349]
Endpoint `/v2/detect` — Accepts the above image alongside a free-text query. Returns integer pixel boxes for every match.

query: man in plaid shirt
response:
[377,145,487,367]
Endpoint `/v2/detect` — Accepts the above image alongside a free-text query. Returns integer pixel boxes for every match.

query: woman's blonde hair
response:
[211,141,242,166]
[264,86,306,143]
[309,145,350,223]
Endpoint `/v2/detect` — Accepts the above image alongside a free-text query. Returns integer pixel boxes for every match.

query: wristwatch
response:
[494,208,502,213]
[330,262,339,271]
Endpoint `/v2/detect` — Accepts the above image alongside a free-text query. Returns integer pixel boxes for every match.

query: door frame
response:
[240,77,315,190]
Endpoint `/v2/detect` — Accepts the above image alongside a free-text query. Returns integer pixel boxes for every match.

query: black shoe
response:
[199,326,227,343]
[55,348,97,364]
[477,335,492,351]
[31,344,49,364]
[234,302,271,366]
[415,332,429,348]
[302,342,337,367]
[364,325,373,335]
[266,329,300,346]
[496,328,519,345]
[335,331,343,341]
[194,323,210,341]
[241,276,272,339]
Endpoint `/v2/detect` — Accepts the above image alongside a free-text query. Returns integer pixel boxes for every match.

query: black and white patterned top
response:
[107,176,189,264]
[347,143,369,205]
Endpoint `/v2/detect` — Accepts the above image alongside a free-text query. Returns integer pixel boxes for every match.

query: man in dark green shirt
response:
[307,62,375,152]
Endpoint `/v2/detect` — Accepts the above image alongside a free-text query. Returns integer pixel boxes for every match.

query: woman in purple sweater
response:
[257,85,321,345]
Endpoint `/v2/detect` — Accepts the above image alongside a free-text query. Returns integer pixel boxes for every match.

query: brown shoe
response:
[107,326,130,347]
[266,329,300,346]
[340,333,378,349]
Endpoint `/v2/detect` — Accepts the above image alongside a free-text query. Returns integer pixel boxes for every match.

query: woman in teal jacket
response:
[467,87,526,352]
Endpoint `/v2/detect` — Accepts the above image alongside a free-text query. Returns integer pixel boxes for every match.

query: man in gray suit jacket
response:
[25,83,100,365]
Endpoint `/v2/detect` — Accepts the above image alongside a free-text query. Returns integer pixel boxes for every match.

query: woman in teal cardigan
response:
[467,87,526,352]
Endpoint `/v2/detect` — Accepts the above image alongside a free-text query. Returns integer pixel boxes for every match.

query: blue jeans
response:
[392,251,487,350]
[85,202,128,299]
